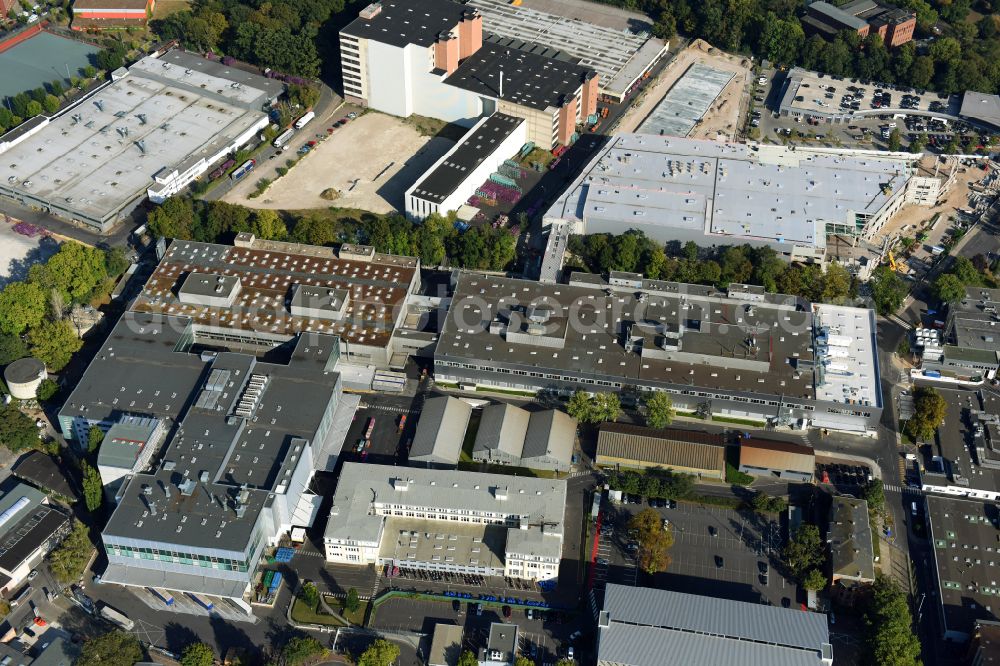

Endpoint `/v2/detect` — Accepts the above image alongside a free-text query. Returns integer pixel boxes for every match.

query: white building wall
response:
[366,40,412,117]
[409,44,483,124]
[405,117,527,220]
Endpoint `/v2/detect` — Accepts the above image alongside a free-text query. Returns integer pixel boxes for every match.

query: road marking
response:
[888,314,913,330]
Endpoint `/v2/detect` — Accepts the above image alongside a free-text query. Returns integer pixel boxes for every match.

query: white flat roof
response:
[0,53,269,225]
[545,135,911,249]
[812,303,880,408]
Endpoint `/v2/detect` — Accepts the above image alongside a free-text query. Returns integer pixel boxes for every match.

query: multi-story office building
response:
[435,271,882,434]
[339,0,598,149]
[324,463,566,582]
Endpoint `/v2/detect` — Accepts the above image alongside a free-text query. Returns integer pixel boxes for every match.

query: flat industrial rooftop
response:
[473,0,665,97]
[0,52,272,227]
[638,63,734,137]
[544,135,911,249]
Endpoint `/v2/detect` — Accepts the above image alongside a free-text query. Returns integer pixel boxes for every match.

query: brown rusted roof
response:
[596,423,726,473]
[739,437,815,474]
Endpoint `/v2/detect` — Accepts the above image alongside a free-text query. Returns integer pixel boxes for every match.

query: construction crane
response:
[888,250,901,272]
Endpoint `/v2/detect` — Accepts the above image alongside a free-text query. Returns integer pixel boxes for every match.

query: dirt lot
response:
[615,40,752,140]
[223,112,456,214]
[876,157,983,258]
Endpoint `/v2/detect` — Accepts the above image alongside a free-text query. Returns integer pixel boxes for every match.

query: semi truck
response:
[230,159,256,181]
[273,128,295,148]
[100,604,134,631]
[294,111,315,129]
[148,587,174,606]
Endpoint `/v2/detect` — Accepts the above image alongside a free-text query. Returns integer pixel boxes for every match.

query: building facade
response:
[324,463,566,582]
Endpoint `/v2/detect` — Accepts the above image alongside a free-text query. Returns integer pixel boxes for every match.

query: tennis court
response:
[0,31,97,100]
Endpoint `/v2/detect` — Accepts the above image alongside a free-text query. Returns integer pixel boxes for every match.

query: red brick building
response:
[803,0,916,47]
[71,0,155,30]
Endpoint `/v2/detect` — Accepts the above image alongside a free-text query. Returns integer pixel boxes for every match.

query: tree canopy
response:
[76,630,144,666]
[48,521,94,583]
[281,636,326,666]
[567,390,621,424]
[82,461,103,514]
[28,319,82,372]
[644,391,675,429]
[356,639,399,666]
[180,642,215,666]
[783,524,825,581]
[869,266,907,316]
[905,387,947,441]
[863,574,922,666]
[628,507,675,574]
[0,404,40,453]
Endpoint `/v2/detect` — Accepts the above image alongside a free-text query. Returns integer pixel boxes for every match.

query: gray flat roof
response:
[927,495,1000,638]
[600,584,832,664]
[960,92,1000,129]
[948,287,1000,354]
[473,0,664,96]
[439,272,879,409]
[341,0,471,48]
[544,135,910,250]
[638,63,735,138]
[807,1,868,30]
[325,462,567,544]
[0,51,273,226]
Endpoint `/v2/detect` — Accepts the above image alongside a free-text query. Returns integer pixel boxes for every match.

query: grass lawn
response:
[457,461,558,478]
[403,114,469,141]
[291,598,345,627]
[711,415,767,427]
[460,411,481,463]
[325,595,368,626]
[152,0,192,19]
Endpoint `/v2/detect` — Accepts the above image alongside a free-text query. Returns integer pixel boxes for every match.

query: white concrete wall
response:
[367,40,411,117]
[405,117,526,220]
[409,44,482,124]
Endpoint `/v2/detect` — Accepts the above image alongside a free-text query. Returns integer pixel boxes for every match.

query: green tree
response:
[249,209,287,241]
[457,652,478,666]
[0,282,47,335]
[869,266,906,316]
[104,247,130,277]
[888,128,902,151]
[180,642,214,666]
[82,461,102,513]
[861,479,886,514]
[802,568,827,591]
[345,587,360,613]
[76,630,143,666]
[36,378,58,401]
[783,524,824,580]
[34,241,109,303]
[0,405,40,453]
[644,391,675,429]
[628,508,674,574]
[87,425,104,453]
[906,387,946,441]
[281,636,325,666]
[592,393,622,423]
[356,639,398,666]
[567,390,595,423]
[147,195,198,239]
[750,492,788,514]
[897,338,911,358]
[863,574,922,666]
[298,581,319,608]
[514,657,533,666]
[933,273,965,303]
[28,319,81,371]
[24,100,42,118]
[48,521,94,583]
[0,333,29,365]
[42,94,60,114]
[821,263,852,303]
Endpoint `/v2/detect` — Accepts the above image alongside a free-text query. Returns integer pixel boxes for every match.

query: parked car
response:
[502,605,511,618]
[715,555,724,568]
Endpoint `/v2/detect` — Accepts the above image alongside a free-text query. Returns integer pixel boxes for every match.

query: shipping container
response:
[273,128,295,148]
[100,605,134,630]
[187,593,214,611]
[294,111,315,129]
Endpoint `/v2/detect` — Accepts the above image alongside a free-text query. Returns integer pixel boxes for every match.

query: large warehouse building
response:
[71,0,154,30]
[597,584,833,665]
[324,463,567,582]
[339,0,603,150]
[435,271,882,434]
[541,135,916,281]
[0,49,282,232]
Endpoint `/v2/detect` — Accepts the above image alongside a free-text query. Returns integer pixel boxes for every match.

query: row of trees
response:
[629,507,675,574]
[151,0,347,78]
[623,0,1000,96]
[567,390,622,424]
[932,254,989,303]
[605,467,696,500]
[782,523,827,591]
[147,198,518,272]
[905,386,947,441]
[568,233,857,304]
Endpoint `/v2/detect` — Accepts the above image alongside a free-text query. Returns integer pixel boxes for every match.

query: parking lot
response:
[599,499,795,607]
[338,394,424,467]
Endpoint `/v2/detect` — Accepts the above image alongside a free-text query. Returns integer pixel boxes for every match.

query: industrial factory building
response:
[435,271,882,434]
[0,49,282,232]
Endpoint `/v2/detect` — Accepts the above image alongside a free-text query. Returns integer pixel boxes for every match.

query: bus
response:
[99,604,135,631]
[148,587,174,606]
[187,592,214,611]
[230,159,256,181]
